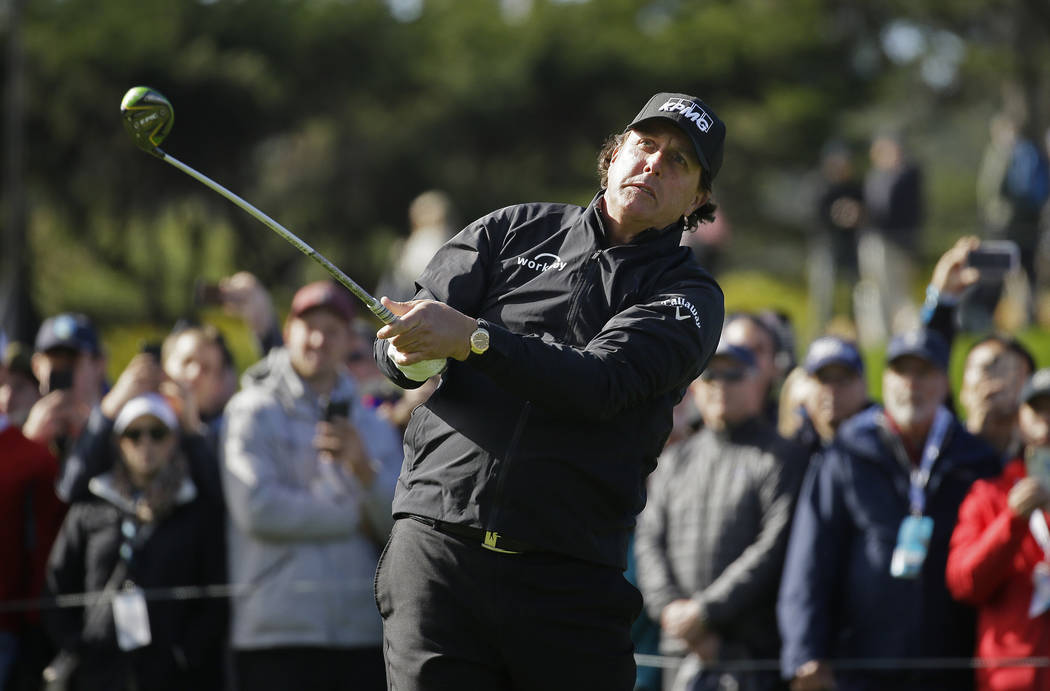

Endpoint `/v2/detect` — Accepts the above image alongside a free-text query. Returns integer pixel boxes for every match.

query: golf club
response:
[121,85,446,381]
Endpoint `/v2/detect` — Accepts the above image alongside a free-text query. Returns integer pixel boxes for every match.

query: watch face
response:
[471,328,490,353]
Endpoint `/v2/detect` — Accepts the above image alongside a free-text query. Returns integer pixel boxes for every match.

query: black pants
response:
[233,645,385,691]
[375,517,642,691]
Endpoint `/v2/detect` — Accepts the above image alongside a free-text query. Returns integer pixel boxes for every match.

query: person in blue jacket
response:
[777,328,1001,691]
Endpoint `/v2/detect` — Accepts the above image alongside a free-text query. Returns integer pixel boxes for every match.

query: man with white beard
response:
[778,329,1001,691]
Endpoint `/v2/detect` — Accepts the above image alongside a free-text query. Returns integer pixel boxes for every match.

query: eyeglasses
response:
[122,426,171,443]
[700,368,748,383]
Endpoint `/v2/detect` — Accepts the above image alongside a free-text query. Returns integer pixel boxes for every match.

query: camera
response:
[324,399,351,420]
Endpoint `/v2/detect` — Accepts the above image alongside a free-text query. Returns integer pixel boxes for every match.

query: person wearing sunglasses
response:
[635,341,806,691]
[42,393,226,691]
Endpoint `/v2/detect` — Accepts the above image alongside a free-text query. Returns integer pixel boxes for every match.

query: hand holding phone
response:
[966,240,1019,280]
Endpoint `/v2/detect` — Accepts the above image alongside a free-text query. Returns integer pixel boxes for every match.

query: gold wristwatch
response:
[469,322,490,355]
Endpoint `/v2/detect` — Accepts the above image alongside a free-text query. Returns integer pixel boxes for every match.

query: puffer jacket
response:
[636,417,806,659]
[222,348,402,649]
[44,470,226,691]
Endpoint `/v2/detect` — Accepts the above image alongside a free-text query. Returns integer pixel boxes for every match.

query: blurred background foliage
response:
[2,0,1049,378]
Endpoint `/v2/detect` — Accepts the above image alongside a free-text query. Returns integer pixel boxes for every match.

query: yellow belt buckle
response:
[483,530,520,554]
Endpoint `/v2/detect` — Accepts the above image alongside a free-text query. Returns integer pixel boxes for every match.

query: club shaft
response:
[159,150,396,324]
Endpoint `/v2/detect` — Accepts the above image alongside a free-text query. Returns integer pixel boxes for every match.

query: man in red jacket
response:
[947,367,1050,690]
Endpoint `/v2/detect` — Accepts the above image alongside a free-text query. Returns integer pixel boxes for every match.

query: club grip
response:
[371,303,398,325]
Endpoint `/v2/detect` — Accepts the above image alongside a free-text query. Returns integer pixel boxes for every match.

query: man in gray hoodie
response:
[222,281,403,691]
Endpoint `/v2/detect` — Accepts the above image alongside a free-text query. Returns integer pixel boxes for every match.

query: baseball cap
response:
[803,336,864,376]
[1021,368,1050,405]
[712,341,757,370]
[626,92,727,181]
[35,313,101,355]
[114,392,179,435]
[289,281,356,323]
[886,329,950,372]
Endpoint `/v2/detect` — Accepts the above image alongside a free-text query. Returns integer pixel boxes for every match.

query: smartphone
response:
[140,341,163,360]
[324,399,351,420]
[194,279,224,306]
[48,368,73,393]
[966,240,1019,279]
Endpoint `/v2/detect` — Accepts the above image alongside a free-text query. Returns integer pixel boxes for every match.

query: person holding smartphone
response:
[221,280,403,691]
[22,313,108,466]
[947,369,1050,691]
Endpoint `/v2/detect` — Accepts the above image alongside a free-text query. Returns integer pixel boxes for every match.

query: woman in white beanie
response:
[42,393,226,691]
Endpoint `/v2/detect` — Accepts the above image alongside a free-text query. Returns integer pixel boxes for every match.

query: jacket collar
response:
[836,405,997,476]
[88,471,197,513]
[588,190,687,251]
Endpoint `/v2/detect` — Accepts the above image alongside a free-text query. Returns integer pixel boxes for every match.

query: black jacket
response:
[376,193,724,568]
[44,471,227,691]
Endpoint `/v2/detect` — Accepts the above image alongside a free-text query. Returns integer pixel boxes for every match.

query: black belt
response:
[407,515,536,554]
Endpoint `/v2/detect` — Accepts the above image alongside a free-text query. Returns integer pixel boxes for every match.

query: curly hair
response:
[596,132,717,230]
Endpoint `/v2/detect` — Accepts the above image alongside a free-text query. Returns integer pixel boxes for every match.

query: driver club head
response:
[121,86,173,156]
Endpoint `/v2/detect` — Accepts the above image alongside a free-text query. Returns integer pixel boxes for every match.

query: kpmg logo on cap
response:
[658,98,714,133]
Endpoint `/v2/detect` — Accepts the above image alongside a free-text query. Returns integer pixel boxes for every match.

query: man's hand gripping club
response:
[377,297,478,381]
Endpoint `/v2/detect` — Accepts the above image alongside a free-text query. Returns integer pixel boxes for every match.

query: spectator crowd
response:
[2,115,1050,691]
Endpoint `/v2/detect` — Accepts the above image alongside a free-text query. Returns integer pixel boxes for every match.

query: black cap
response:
[35,313,101,355]
[626,92,727,181]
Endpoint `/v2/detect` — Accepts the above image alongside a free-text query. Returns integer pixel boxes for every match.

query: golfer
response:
[373,92,727,690]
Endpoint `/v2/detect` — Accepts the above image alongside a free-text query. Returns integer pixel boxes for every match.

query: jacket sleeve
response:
[697,443,805,627]
[28,447,67,615]
[945,479,1030,604]
[634,445,689,620]
[178,495,229,671]
[373,220,493,390]
[221,391,362,541]
[352,406,402,543]
[43,506,87,653]
[472,280,723,420]
[922,298,957,351]
[55,406,114,503]
[777,449,850,680]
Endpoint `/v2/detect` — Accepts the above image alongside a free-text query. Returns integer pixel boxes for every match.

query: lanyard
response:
[907,406,952,516]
